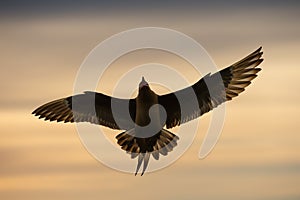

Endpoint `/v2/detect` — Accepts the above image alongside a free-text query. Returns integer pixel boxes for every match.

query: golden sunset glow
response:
[0,2,299,199]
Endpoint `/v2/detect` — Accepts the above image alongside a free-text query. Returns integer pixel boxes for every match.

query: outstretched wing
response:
[158,47,263,129]
[32,91,136,130]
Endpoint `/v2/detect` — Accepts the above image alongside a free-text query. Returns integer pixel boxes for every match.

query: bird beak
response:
[139,76,149,89]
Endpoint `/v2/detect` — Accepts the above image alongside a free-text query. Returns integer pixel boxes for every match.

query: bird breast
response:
[135,88,161,128]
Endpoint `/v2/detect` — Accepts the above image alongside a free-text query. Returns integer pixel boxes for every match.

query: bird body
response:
[117,78,178,175]
[136,82,160,127]
[33,47,263,175]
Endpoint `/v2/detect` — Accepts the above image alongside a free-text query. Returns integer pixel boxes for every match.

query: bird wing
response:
[158,47,263,129]
[32,91,136,130]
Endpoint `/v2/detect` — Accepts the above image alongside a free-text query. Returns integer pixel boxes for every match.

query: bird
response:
[32,47,263,175]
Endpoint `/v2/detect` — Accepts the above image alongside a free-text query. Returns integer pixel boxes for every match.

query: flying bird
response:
[32,47,263,175]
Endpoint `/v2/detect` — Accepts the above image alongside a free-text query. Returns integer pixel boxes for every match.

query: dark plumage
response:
[33,47,263,175]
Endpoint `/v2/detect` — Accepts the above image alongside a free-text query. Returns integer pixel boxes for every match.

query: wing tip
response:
[32,98,74,123]
[257,46,263,51]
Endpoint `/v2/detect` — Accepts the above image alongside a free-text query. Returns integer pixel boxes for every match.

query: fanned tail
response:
[116,129,179,176]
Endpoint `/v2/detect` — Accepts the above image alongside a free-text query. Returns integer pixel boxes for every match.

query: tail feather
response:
[135,153,144,176]
[116,128,179,175]
[142,153,150,176]
[152,144,159,160]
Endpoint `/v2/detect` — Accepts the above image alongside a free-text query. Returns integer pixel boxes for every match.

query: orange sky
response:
[0,3,300,200]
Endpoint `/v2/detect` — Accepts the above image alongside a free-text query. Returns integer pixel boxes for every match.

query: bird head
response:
[139,76,149,89]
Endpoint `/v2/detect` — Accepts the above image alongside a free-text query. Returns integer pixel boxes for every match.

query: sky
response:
[0,1,300,200]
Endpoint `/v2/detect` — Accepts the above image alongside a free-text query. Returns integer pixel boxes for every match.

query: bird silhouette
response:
[32,47,263,175]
